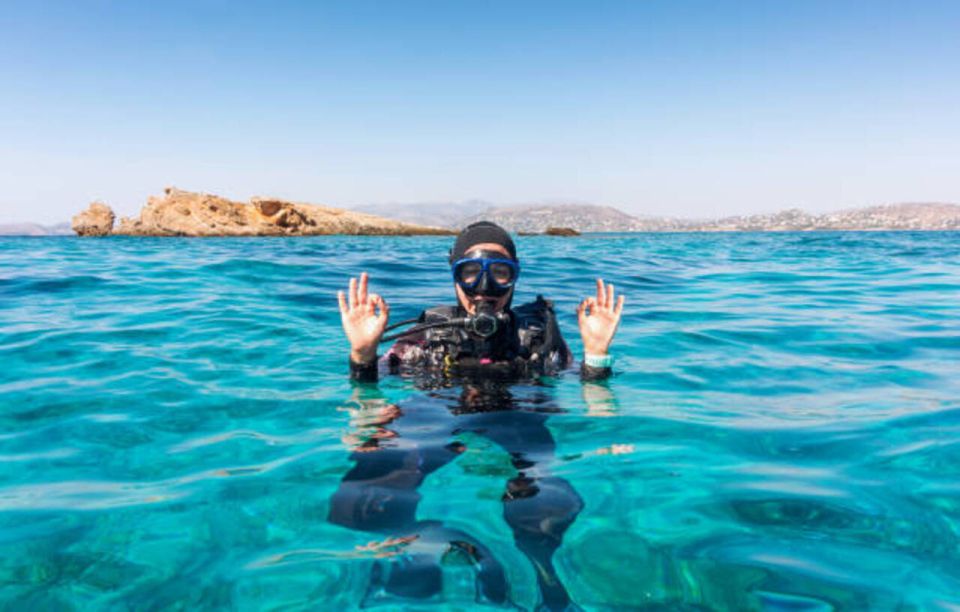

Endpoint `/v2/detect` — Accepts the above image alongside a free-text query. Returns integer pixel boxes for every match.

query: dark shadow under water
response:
[328,379,584,610]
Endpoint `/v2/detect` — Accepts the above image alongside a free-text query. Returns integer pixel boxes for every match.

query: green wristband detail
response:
[584,353,614,368]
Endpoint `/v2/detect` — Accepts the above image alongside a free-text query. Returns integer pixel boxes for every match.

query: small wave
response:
[0,275,112,296]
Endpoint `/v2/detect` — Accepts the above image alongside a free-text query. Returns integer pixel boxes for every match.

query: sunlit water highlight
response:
[1,233,959,609]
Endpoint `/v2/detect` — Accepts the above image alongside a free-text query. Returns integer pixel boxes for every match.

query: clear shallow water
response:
[1,232,959,610]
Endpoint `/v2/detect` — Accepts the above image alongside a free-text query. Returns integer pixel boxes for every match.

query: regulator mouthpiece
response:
[466,301,507,338]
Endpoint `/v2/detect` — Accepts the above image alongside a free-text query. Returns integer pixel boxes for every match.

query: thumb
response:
[380,298,390,324]
[372,294,390,323]
[577,298,588,325]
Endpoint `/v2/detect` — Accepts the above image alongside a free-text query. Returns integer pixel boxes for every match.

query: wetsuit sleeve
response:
[349,356,379,383]
[580,362,613,381]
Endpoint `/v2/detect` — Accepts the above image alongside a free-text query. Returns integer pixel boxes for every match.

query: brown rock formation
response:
[544,227,581,236]
[72,202,116,236]
[88,188,454,237]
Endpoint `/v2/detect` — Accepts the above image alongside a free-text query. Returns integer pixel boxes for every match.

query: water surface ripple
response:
[1,233,959,609]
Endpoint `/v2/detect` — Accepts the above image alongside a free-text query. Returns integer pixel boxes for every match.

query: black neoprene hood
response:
[449,221,517,263]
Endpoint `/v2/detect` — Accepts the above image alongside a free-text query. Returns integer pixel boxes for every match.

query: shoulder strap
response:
[515,295,571,366]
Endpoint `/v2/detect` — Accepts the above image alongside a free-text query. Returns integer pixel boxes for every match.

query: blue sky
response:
[1,0,958,223]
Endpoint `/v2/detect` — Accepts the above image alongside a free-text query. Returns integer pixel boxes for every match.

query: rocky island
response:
[71,188,453,237]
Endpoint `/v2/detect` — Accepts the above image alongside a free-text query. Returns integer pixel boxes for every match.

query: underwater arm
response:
[337,385,402,452]
[581,379,621,416]
[338,272,390,382]
[576,278,625,381]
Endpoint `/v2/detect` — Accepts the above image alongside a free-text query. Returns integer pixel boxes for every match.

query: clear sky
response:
[1,0,958,223]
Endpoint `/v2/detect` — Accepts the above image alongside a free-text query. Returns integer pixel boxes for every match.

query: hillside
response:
[695,203,960,232]
[459,204,646,233]
[352,200,494,228]
[450,202,960,232]
[0,223,73,236]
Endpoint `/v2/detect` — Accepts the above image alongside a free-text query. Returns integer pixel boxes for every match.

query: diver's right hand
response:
[338,272,390,363]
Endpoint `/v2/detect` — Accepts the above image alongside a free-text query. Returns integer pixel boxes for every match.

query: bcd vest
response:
[414,295,571,377]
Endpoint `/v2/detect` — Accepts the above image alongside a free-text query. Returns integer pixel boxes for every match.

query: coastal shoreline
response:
[5,191,957,237]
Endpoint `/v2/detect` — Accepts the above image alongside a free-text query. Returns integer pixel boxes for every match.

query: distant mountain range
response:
[351,201,960,232]
[0,222,72,236]
[459,204,645,233]
[7,201,960,235]
[351,200,494,228]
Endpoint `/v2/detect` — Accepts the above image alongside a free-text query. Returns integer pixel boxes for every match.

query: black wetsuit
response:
[332,298,610,609]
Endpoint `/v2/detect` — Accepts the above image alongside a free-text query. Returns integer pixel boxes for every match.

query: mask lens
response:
[457,261,483,286]
[489,262,515,286]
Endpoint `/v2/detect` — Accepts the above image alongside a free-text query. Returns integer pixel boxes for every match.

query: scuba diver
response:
[331,221,625,610]
[338,220,625,382]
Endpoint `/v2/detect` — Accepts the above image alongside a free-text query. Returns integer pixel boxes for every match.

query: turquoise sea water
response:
[2,233,960,610]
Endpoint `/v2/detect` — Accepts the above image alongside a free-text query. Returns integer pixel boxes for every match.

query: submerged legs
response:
[466,409,585,610]
[327,397,510,605]
[328,442,461,532]
[503,474,584,610]
[328,391,584,610]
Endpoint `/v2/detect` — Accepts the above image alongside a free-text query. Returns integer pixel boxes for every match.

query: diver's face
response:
[454,242,515,315]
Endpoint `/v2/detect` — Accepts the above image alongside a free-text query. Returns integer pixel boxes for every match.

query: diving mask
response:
[451,251,520,298]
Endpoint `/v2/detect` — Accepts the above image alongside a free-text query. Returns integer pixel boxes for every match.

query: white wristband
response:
[584,353,614,368]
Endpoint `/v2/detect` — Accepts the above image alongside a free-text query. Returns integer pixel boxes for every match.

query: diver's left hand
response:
[577,278,625,355]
